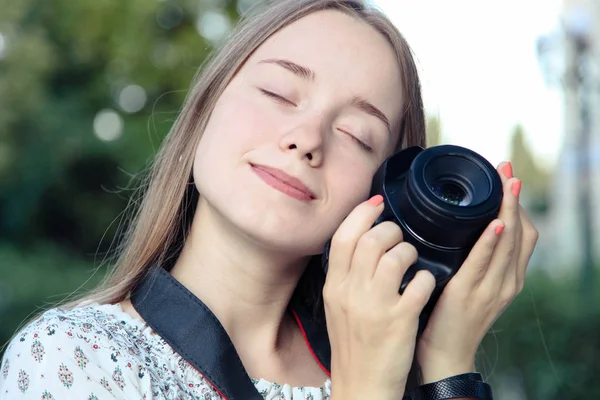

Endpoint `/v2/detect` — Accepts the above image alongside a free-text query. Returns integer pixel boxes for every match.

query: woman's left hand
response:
[415,161,539,383]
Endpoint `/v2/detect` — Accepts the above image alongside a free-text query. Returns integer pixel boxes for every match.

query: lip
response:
[250,163,316,201]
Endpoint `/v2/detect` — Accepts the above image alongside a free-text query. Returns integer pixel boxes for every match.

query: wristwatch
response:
[404,372,493,400]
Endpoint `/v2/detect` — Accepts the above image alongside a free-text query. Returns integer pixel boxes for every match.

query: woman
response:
[0,0,538,399]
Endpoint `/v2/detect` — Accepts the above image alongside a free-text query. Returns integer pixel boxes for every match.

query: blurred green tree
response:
[478,269,600,399]
[0,0,248,356]
[0,0,245,253]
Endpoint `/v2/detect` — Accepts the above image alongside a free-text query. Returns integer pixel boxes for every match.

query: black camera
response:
[321,145,503,333]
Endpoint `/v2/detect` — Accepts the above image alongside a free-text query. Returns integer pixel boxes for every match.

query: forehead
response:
[245,10,404,131]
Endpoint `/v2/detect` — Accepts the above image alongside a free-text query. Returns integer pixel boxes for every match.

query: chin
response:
[232,203,327,256]
[193,167,336,258]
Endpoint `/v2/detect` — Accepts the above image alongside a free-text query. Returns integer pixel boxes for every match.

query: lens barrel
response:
[393,145,503,249]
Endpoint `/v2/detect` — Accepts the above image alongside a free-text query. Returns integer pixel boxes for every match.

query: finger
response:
[515,204,539,288]
[327,195,385,283]
[350,221,403,284]
[371,241,418,301]
[491,178,523,284]
[451,218,505,287]
[397,269,436,318]
[483,176,521,283]
[498,209,522,298]
[497,161,513,183]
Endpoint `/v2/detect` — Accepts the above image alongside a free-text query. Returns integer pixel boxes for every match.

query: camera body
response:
[322,145,503,333]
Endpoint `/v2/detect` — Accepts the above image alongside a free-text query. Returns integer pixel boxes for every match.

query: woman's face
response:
[193,9,404,256]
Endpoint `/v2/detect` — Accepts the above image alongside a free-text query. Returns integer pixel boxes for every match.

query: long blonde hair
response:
[65,0,427,310]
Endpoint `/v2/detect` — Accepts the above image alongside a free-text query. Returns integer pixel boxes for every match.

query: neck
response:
[170,196,311,355]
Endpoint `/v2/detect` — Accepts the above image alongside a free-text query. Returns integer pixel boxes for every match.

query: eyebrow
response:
[259,58,315,82]
[258,58,391,133]
[350,96,391,134]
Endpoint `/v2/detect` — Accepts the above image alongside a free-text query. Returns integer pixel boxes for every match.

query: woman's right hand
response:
[323,195,437,400]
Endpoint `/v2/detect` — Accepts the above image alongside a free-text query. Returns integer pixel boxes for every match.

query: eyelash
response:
[338,129,373,152]
[259,88,373,153]
[259,89,296,106]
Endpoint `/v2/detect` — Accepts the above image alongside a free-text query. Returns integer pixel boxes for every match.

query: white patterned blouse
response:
[0,303,331,400]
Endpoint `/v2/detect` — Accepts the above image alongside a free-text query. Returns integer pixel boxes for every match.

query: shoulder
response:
[0,304,151,399]
[4,304,136,359]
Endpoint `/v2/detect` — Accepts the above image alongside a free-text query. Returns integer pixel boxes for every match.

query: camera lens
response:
[385,145,503,249]
[429,179,472,206]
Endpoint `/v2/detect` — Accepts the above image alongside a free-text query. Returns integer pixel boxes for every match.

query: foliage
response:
[0,244,103,356]
[0,0,244,362]
[478,268,600,399]
[0,0,242,254]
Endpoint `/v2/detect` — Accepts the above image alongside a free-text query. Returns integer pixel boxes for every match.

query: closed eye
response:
[259,89,297,106]
[259,87,372,152]
[337,128,373,152]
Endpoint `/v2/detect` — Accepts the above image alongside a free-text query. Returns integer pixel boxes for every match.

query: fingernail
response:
[511,180,522,197]
[502,162,513,179]
[367,194,384,206]
[495,225,505,236]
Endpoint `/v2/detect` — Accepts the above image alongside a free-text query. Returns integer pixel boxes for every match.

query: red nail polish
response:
[495,225,505,236]
[502,162,513,179]
[511,180,522,197]
[367,194,384,206]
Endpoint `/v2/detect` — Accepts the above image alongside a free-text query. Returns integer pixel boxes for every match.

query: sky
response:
[373,0,565,169]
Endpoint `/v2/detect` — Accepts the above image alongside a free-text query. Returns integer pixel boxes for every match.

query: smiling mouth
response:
[250,164,316,202]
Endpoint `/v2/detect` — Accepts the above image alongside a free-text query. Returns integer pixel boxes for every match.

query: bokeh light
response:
[118,84,147,114]
[196,11,231,44]
[93,109,123,141]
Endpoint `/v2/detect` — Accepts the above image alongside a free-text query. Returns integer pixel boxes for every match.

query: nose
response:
[279,117,326,167]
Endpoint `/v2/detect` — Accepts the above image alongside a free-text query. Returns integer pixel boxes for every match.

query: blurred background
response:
[0,0,598,398]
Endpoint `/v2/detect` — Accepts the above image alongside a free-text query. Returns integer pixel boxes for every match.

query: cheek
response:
[192,87,282,198]
[324,162,374,228]
[203,92,269,148]
[194,89,275,166]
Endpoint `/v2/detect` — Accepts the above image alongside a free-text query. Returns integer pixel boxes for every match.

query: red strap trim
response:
[291,308,331,377]
[193,309,332,399]
[190,366,229,399]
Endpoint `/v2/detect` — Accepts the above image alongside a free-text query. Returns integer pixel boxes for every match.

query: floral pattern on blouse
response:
[0,303,331,399]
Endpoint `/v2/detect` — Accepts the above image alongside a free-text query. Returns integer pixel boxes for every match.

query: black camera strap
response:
[130,267,331,400]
